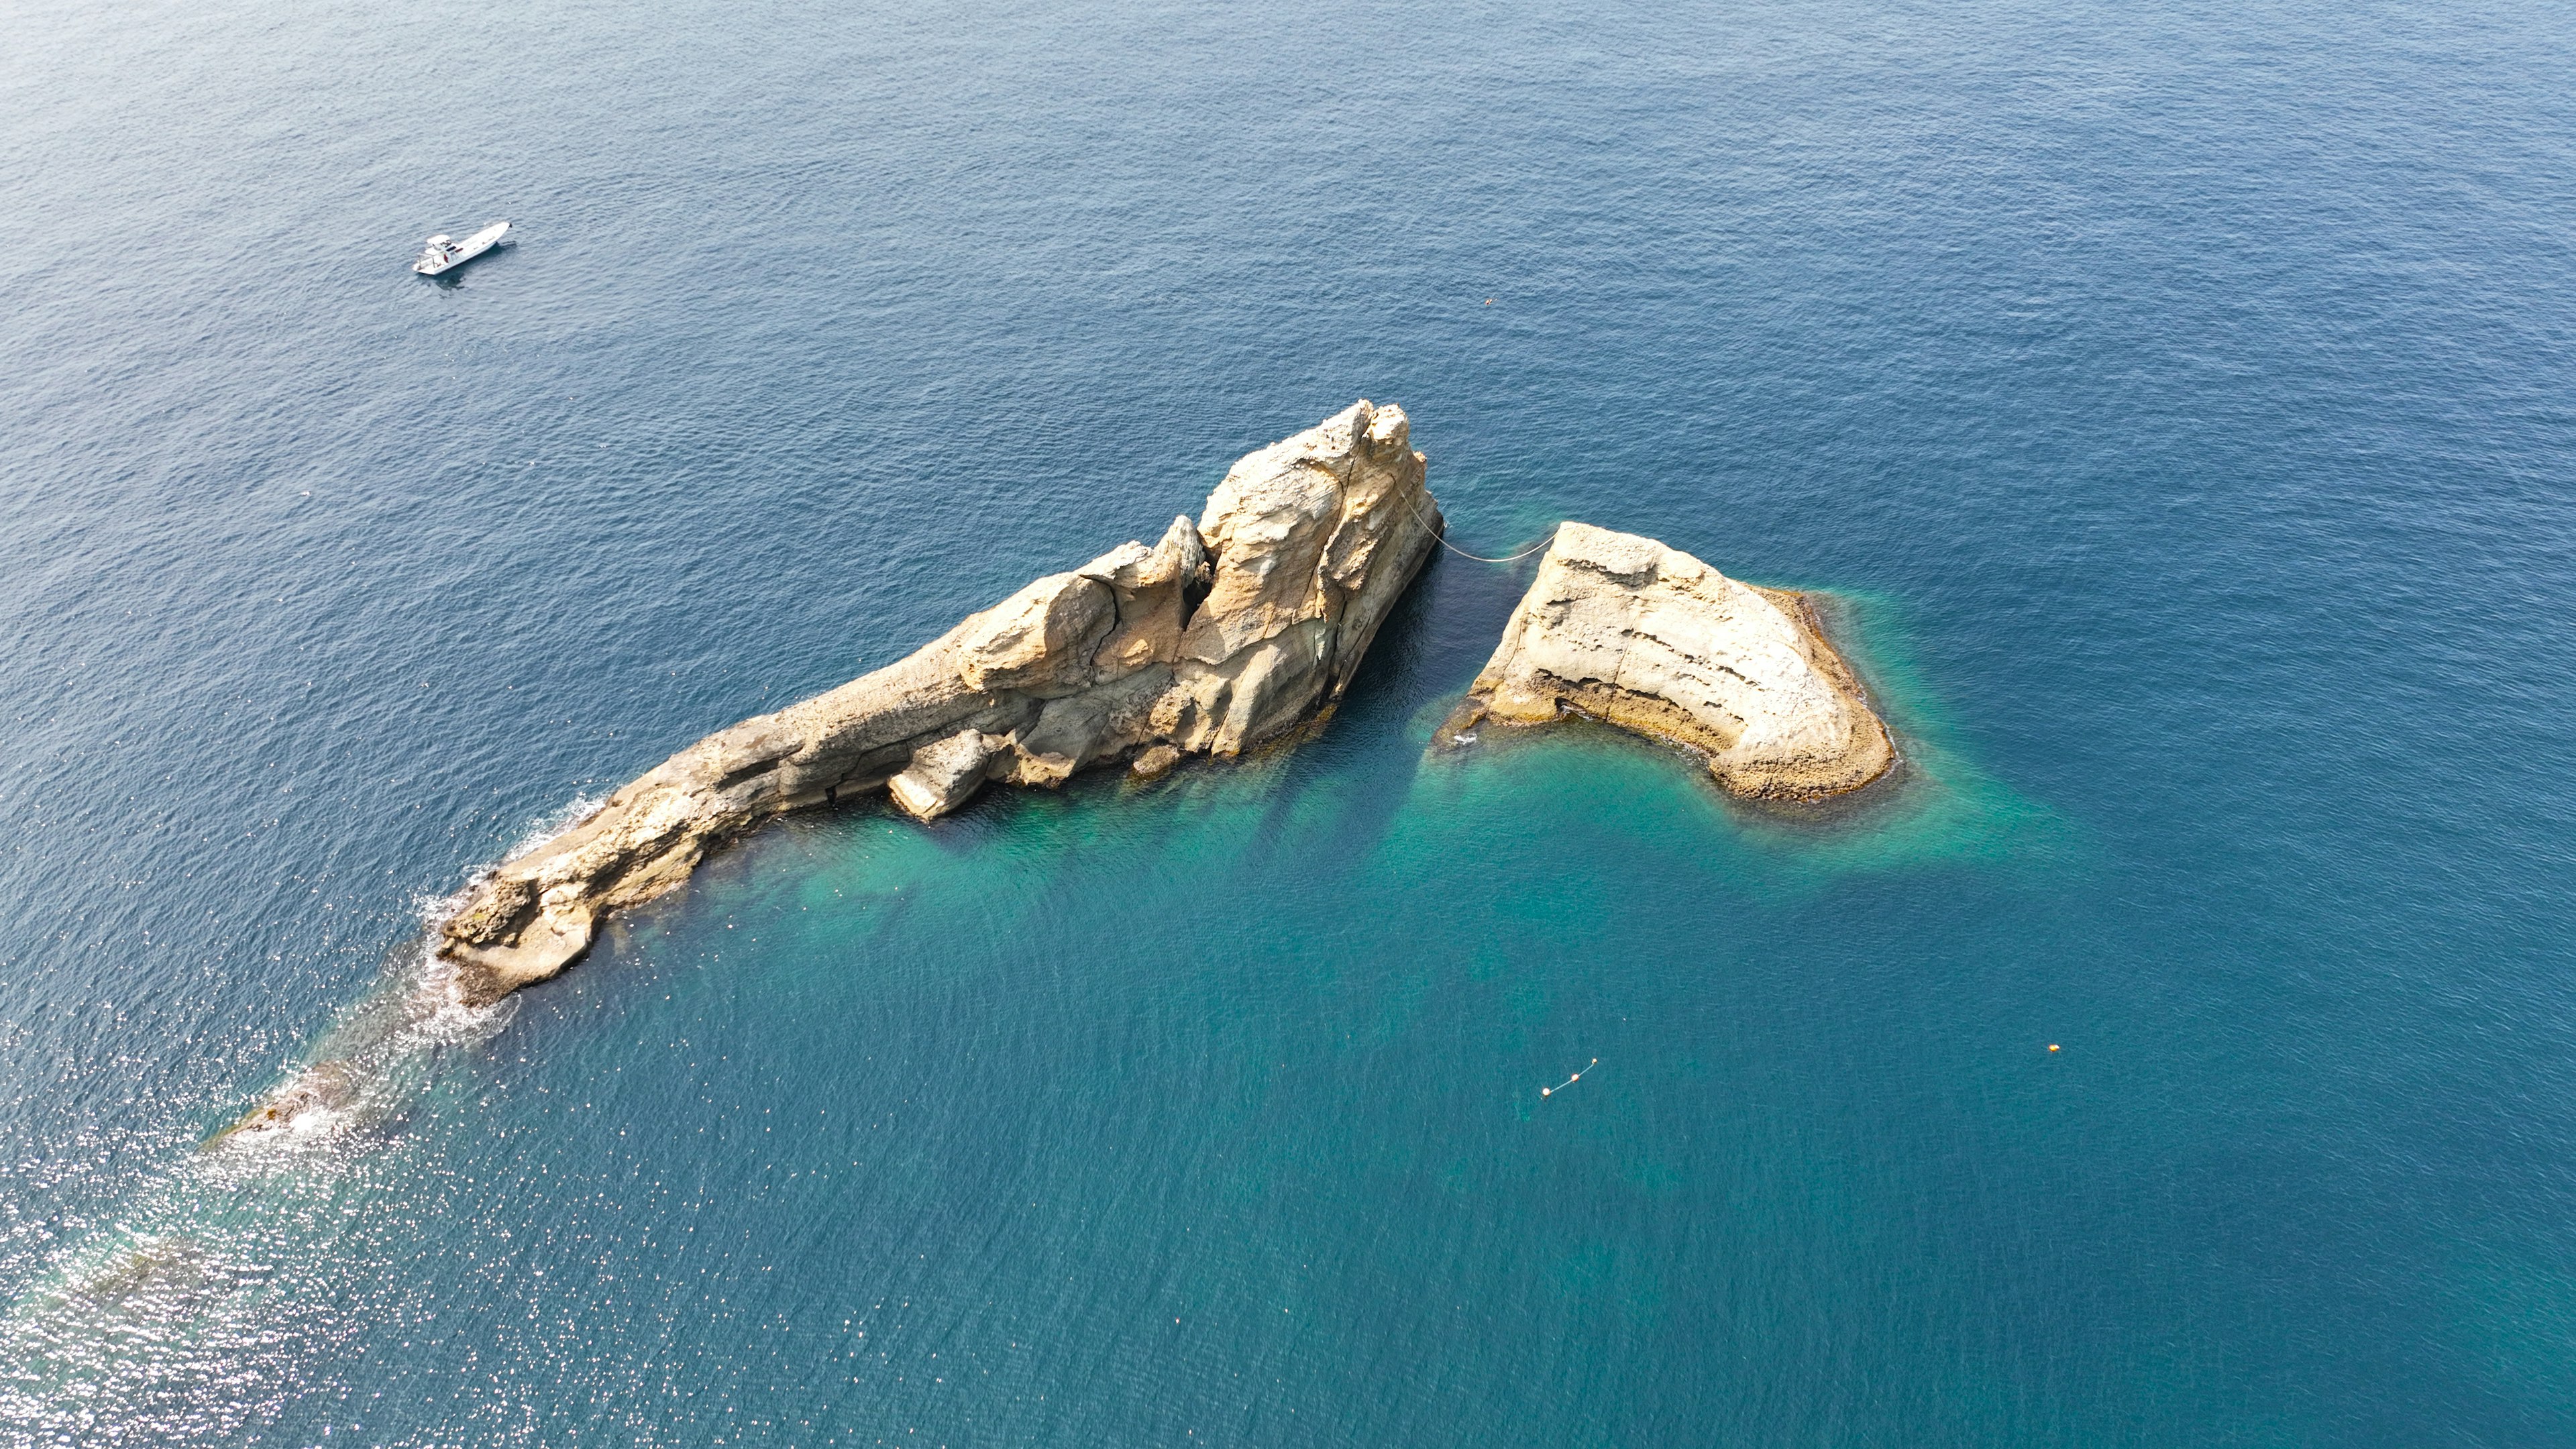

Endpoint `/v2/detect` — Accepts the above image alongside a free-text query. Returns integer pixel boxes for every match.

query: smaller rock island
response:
[1444,522,1893,799]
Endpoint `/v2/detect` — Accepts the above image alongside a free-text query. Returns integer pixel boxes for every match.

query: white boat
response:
[412,219,511,275]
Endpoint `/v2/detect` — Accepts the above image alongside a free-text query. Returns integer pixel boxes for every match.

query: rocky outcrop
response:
[437,401,1440,1004]
[207,1059,360,1144]
[1444,522,1892,799]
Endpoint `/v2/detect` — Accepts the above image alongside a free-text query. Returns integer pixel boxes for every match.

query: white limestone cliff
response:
[1446,522,1892,799]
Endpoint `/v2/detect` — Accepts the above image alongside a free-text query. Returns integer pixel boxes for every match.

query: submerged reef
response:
[435,401,1442,1004]
[1442,522,1892,799]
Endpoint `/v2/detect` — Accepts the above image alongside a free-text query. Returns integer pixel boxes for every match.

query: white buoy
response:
[1543,1058,1598,1097]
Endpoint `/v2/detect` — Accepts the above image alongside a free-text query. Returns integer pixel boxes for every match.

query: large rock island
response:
[1445,522,1892,799]
[438,401,1440,1004]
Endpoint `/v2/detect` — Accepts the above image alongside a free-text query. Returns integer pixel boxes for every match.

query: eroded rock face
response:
[1448,522,1892,800]
[437,401,1440,1004]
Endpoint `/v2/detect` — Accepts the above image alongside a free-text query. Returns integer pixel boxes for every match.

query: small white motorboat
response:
[412,219,511,275]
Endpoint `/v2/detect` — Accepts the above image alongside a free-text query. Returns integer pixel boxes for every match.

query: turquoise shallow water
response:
[5,0,2576,1442]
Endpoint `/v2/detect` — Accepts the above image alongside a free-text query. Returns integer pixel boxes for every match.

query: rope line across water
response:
[1403,492,1560,564]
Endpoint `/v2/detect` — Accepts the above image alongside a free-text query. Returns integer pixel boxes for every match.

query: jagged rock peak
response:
[434,401,1441,1005]
[1445,522,1892,800]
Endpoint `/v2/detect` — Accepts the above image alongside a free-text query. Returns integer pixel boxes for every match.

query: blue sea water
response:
[5,0,2576,1442]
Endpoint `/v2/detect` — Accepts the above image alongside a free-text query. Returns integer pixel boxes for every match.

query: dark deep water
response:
[5,0,2575,1442]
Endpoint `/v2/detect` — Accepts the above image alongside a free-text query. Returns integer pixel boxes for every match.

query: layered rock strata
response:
[1446,522,1892,799]
[439,401,1440,1004]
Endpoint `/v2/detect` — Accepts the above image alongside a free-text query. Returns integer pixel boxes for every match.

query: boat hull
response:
[412,220,511,275]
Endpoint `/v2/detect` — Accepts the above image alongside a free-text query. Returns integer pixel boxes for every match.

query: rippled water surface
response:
[5,0,2575,1442]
